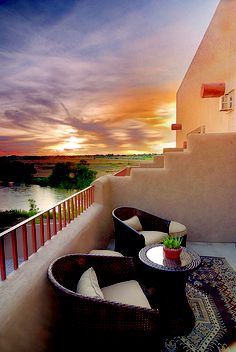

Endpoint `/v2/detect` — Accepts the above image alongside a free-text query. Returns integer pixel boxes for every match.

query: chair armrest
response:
[48,254,136,292]
[139,211,170,233]
[113,216,145,256]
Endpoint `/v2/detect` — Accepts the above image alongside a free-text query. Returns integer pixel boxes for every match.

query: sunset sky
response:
[0,0,220,156]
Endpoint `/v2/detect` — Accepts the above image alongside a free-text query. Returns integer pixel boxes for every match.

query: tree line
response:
[44,162,97,190]
[0,161,36,183]
[0,160,97,190]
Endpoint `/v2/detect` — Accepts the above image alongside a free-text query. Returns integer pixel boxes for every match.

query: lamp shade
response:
[171,123,182,130]
[201,83,225,98]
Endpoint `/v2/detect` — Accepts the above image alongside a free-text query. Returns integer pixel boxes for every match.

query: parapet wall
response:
[109,133,236,242]
[0,176,114,352]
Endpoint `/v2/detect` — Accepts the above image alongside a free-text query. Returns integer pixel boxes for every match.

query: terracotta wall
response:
[176,0,236,148]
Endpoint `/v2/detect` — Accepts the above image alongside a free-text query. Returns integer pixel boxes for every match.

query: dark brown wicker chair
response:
[112,206,187,257]
[47,253,162,347]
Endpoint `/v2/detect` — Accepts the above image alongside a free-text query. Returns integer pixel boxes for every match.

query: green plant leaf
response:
[163,235,183,249]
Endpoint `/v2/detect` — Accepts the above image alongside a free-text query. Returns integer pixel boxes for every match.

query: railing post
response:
[88,187,90,205]
[22,224,28,261]
[77,194,81,215]
[63,202,67,227]
[39,215,45,247]
[71,197,75,220]
[86,189,89,209]
[31,218,37,253]
[0,237,6,281]
[46,211,51,240]
[67,199,71,223]
[58,204,62,231]
[52,208,57,235]
[82,190,85,210]
[90,186,93,204]
[11,229,18,270]
[74,195,78,218]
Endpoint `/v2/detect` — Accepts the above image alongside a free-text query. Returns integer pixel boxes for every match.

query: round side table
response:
[139,244,201,336]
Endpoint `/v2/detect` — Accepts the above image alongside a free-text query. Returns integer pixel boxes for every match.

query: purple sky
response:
[0,0,220,155]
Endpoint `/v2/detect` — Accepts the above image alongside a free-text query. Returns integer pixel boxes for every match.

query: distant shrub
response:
[28,198,39,212]
[33,177,49,186]
[48,162,97,190]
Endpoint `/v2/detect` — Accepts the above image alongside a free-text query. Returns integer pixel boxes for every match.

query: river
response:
[0,184,76,212]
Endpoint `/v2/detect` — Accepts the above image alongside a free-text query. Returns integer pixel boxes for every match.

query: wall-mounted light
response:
[171,123,182,130]
[201,83,225,98]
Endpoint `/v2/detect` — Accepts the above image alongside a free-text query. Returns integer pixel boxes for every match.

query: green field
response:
[6,154,158,179]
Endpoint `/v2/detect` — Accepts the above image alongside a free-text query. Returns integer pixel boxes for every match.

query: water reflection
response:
[0,184,76,211]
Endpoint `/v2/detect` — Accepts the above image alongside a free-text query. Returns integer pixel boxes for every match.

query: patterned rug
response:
[163,256,236,352]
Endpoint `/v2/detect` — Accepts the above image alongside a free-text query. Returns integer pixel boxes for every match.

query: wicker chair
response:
[112,206,187,257]
[47,253,162,347]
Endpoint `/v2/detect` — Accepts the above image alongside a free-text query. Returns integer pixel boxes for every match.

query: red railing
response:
[0,185,95,281]
[114,167,130,176]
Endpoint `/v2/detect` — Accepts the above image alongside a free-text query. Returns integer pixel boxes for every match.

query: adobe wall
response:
[109,133,236,243]
[139,155,164,168]
[176,0,236,147]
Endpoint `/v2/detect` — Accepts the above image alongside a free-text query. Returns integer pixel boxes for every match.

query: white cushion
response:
[140,230,167,245]
[89,249,123,257]
[169,221,187,236]
[101,280,151,308]
[76,267,104,299]
[123,215,142,231]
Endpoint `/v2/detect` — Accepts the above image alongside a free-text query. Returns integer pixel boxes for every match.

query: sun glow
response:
[52,136,86,152]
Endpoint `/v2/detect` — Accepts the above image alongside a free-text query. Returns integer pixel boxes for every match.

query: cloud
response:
[0,0,219,155]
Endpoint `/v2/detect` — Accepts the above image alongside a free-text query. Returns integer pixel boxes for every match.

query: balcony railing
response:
[114,167,131,176]
[187,125,206,136]
[0,185,94,281]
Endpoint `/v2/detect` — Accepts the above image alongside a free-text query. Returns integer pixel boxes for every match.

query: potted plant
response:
[162,235,183,259]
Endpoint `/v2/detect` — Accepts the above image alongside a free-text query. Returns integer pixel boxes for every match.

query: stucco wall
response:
[176,0,236,147]
[0,177,114,352]
[139,155,164,168]
[109,133,236,243]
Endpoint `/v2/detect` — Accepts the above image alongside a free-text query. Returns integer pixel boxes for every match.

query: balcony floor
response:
[187,241,236,271]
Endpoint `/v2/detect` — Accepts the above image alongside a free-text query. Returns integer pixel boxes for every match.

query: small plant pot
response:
[163,247,183,259]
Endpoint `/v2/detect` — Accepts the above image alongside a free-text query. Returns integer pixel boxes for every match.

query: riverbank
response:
[0,154,156,230]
